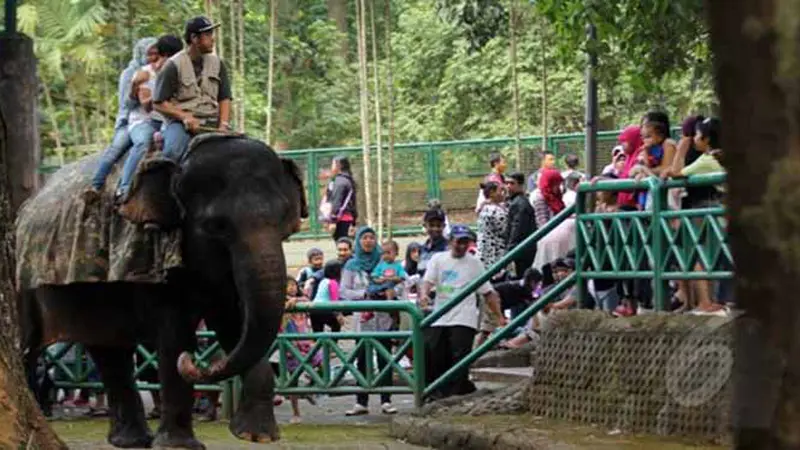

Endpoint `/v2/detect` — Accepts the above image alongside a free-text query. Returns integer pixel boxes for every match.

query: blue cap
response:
[449,224,473,240]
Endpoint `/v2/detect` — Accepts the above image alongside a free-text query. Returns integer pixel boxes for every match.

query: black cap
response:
[185,16,220,41]
[423,208,446,223]
[552,257,575,271]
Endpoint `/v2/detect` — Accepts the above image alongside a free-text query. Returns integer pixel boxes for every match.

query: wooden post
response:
[0,32,40,213]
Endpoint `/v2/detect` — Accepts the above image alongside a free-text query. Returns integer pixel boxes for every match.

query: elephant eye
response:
[200,216,232,239]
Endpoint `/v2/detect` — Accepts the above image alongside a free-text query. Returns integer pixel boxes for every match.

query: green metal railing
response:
[271,301,425,408]
[574,173,731,310]
[422,173,730,392]
[44,300,426,417]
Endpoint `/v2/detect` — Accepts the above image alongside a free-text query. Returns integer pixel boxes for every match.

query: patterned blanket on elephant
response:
[15,153,183,290]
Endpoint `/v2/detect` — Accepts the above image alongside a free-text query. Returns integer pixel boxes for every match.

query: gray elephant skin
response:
[17,136,308,449]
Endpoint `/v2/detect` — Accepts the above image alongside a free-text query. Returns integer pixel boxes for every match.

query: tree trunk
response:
[383,0,395,239]
[265,0,277,144]
[327,0,349,60]
[356,0,373,227]
[204,0,212,16]
[706,0,800,447]
[369,1,383,240]
[237,0,245,133]
[509,0,522,171]
[0,34,41,213]
[0,35,67,450]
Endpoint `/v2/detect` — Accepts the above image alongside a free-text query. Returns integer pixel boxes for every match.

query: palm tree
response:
[17,0,107,161]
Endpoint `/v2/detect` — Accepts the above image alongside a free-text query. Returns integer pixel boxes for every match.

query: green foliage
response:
[435,0,507,52]
[20,0,717,162]
[535,0,709,86]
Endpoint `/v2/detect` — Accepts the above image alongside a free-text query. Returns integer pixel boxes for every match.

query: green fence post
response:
[650,178,667,311]
[425,146,437,200]
[575,188,587,305]
[410,307,426,409]
[307,153,320,236]
[221,380,233,420]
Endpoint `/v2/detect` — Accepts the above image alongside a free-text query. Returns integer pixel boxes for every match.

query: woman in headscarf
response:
[340,227,398,416]
[531,169,576,284]
[616,125,645,208]
[531,168,565,228]
[85,37,158,203]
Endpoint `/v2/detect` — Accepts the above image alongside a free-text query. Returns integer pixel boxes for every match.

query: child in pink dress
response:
[284,278,322,423]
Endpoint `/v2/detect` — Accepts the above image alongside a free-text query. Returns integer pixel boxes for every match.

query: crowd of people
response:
[275,110,729,420]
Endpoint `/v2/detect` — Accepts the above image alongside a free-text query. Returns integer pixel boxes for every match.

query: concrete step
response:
[469,366,533,384]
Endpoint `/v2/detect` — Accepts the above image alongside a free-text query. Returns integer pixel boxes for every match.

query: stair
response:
[469,366,533,383]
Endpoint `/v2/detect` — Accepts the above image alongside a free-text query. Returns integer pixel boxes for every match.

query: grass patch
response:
[52,419,390,444]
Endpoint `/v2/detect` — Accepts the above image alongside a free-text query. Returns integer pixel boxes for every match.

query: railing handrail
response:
[576,172,727,193]
[420,203,576,328]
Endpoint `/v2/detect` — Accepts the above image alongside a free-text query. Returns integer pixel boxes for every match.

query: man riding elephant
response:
[154,16,233,163]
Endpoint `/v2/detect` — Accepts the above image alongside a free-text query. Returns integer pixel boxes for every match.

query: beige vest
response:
[170,50,221,120]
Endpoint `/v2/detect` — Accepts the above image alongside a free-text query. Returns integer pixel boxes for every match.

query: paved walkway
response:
[56,393,426,449]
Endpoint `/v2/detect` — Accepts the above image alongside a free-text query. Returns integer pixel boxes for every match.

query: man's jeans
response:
[91,127,131,190]
[162,121,192,162]
[117,121,155,197]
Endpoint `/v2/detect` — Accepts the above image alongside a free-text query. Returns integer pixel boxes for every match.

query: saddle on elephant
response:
[15,132,242,290]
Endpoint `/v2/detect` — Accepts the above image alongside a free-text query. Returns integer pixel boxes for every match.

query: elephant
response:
[16,134,308,449]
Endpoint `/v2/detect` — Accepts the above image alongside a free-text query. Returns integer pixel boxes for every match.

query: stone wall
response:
[527,310,735,440]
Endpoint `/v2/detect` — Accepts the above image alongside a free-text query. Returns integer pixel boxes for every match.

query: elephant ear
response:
[117,158,184,230]
[281,158,308,219]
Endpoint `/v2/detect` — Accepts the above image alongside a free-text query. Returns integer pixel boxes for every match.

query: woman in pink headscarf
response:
[616,125,644,208]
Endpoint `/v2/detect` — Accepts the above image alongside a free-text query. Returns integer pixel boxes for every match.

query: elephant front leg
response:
[86,346,152,449]
[229,360,280,443]
[206,314,280,443]
[152,309,205,450]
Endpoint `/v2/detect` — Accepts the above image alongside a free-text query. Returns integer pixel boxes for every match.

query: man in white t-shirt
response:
[421,224,505,401]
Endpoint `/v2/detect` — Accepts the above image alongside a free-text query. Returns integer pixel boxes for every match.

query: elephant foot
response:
[230,408,280,443]
[152,430,205,450]
[108,424,154,449]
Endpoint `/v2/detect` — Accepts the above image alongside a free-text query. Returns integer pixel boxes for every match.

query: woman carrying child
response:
[340,227,398,416]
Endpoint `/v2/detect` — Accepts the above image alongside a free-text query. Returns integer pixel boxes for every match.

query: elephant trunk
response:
[178,229,286,384]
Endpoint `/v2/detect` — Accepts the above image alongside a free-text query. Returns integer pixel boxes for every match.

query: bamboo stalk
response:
[216,0,225,59]
[237,0,246,132]
[369,1,383,240]
[265,0,277,144]
[42,82,64,165]
[356,0,373,227]
[509,0,522,171]
[384,0,395,239]
[229,0,237,127]
[541,16,548,155]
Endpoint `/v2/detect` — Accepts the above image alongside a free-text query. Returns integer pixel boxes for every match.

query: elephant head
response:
[124,136,307,384]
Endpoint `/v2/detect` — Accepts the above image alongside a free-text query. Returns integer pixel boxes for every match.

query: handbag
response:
[319,188,353,224]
